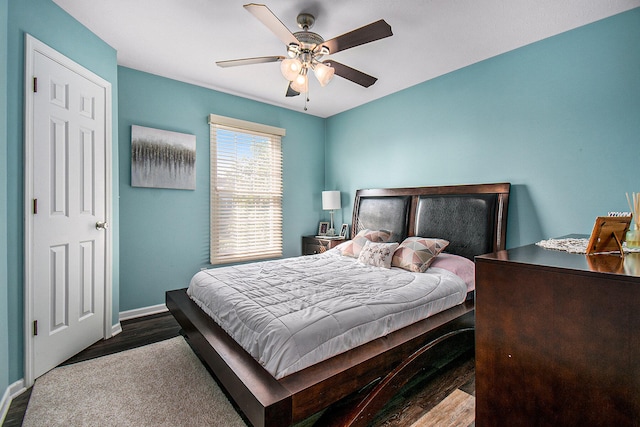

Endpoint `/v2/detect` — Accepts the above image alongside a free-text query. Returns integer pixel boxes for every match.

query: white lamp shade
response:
[322,191,341,210]
[313,62,335,87]
[281,58,302,81]
[290,73,308,94]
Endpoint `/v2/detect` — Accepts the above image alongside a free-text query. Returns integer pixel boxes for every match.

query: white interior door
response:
[24,35,113,382]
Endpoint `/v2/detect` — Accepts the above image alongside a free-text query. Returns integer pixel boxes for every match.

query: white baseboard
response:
[111,322,122,337]
[0,386,9,426]
[119,303,168,321]
[0,379,26,425]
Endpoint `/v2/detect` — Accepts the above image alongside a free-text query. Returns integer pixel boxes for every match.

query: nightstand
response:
[302,236,345,255]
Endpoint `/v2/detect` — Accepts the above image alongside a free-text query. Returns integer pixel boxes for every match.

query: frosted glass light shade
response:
[313,62,335,87]
[290,73,308,94]
[322,191,341,210]
[280,58,302,81]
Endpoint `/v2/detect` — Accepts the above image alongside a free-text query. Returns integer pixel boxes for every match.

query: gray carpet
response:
[23,337,246,426]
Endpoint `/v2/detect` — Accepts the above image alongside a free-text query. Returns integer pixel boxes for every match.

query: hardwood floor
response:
[2,312,475,427]
[61,312,182,366]
[373,350,475,427]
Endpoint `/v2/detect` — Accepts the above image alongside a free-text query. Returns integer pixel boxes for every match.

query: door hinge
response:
[33,198,38,214]
[33,77,38,93]
[33,320,38,336]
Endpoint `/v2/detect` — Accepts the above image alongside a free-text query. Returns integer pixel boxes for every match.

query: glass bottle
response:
[626,224,640,249]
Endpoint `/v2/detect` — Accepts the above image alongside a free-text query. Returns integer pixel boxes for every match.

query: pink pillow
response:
[429,253,476,292]
[392,237,449,273]
[338,229,392,258]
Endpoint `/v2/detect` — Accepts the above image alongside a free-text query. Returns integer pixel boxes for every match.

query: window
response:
[209,114,285,264]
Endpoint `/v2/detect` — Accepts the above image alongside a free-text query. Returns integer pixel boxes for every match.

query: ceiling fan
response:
[217,3,393,105]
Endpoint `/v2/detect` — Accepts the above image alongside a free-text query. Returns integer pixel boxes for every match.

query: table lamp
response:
[322,191,341,236]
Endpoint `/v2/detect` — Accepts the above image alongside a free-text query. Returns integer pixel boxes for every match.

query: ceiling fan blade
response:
[323,60,377,88]
[244,3,299,47]
[216,56,284,68]
[285,82,300,97]
[320,19,392,55]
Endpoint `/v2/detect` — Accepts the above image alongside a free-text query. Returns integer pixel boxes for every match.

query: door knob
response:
[96,221,108,230]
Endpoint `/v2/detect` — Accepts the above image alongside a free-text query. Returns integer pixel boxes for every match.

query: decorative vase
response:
[626,225,640,249]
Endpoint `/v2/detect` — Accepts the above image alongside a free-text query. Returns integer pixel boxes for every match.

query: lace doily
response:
[536,238,589,253]
[536,238,640,254]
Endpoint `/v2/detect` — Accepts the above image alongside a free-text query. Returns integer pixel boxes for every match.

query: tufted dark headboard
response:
[352,183,510,259]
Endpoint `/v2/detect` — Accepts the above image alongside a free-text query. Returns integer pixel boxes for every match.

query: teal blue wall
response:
[4,0,119,383]
[326,9,640,248]
[2,0,639,396]
[117,67,325,311]
[1,0,10,399]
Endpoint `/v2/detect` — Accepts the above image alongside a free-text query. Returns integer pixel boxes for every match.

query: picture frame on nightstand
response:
[318,221,329,236]
[339,224,349,239]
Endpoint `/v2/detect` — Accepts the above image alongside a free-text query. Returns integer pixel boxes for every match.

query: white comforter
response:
[187,249,467,379]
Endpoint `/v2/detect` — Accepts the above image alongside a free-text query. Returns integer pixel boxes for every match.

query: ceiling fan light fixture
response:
[290,72,308,94]
[221,4,393,110]
[313,62,335,87]
[281,58,302,81]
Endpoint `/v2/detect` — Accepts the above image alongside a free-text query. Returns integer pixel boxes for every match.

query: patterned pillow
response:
[391,237,450,273]
[357,241,400,269]
[362,229,393,243]
[339,229,393,258]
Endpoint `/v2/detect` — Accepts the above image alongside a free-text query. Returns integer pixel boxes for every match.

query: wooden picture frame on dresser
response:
[585,215,632,255]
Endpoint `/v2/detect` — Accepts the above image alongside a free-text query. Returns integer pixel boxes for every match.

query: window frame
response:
[208,114,285,265]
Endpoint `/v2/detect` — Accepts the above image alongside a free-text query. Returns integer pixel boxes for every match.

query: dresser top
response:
[476,236,640,279]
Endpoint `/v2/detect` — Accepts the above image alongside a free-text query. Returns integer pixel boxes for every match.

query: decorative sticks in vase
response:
[626,192,640,229]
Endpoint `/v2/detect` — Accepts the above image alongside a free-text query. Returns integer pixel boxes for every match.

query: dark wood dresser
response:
[475,241,640,426]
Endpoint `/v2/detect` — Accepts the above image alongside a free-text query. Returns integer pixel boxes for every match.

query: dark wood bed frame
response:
[166,183,510,427]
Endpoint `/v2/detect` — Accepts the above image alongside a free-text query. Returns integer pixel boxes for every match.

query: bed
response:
[166,182,510,427]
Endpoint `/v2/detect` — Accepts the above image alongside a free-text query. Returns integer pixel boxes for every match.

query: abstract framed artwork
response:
[131,125,196,190]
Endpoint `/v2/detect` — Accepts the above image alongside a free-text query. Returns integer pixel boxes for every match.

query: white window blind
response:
[209,114,285,265]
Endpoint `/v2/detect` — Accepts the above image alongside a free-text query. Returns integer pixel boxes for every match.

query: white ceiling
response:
[53,0,640,118]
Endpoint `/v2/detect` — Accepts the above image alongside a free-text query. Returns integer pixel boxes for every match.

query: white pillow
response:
[357,241,400,269]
